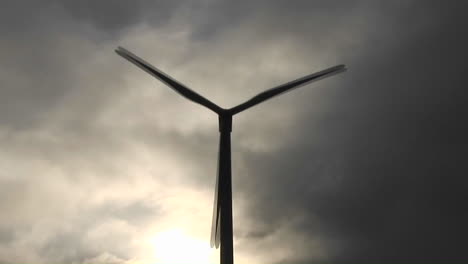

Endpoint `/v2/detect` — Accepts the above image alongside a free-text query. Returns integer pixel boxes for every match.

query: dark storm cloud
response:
[234,1,468,263]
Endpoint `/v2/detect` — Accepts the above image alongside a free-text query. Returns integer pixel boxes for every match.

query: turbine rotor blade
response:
[229,64,347,114]
[210,135,222,248]
[115,46,223,114]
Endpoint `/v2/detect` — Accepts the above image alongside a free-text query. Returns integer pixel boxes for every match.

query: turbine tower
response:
[115,46,346,264]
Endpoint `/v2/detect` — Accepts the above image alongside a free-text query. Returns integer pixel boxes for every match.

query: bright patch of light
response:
[150,229,215,264]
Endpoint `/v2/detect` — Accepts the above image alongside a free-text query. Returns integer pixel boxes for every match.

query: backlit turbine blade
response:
[229,64,346,114]
[210,135,222,248]
[115,46,223,114]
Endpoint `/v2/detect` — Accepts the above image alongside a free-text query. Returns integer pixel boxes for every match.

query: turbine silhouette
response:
[115,46,346,264]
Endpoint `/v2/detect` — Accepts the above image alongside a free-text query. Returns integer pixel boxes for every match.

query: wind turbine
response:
[115,46,346,264]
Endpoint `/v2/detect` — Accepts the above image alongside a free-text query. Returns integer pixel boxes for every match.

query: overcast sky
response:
[1,1,467,263]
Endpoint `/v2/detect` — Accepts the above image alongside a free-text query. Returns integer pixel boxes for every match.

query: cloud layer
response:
[1,1,467,263]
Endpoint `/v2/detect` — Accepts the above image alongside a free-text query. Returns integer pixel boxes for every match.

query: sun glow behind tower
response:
[150,229,216,264]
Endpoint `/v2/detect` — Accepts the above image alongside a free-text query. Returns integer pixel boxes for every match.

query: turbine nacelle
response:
[218,113,232,132]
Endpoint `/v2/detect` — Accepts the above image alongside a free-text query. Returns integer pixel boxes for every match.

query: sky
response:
[1,1,467,263]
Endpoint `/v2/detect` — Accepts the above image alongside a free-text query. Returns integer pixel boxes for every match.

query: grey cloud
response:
[0,1,181,34]
[57,0,183,34]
